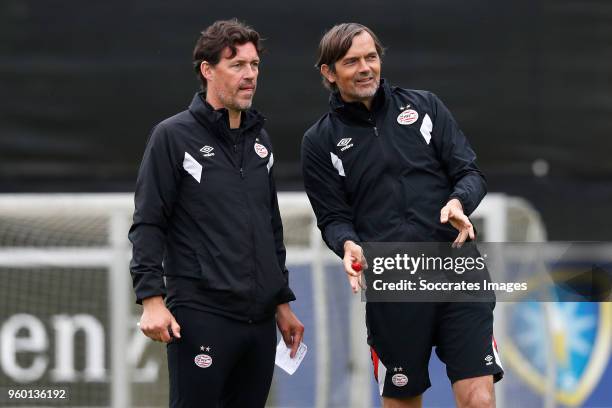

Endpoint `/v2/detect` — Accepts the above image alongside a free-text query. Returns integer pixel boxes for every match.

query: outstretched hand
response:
[440,198,475,248]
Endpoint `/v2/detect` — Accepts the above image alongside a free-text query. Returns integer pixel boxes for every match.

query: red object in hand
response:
[351,262,362,272]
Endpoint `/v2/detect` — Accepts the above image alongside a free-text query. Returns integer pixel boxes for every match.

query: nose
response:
[357,57,370,73]
[243,64,257,80]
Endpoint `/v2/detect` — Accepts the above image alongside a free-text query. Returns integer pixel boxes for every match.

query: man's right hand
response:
[343,240,367,294]
[140,296,181,343]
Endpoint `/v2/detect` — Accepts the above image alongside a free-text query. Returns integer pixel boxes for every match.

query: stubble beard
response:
[217,87,254,112]
[350,76,380,100]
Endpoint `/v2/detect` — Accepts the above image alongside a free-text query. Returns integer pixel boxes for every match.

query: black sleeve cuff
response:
[277,286,297,304]
[134,277,167,305]
[449,194,474,216]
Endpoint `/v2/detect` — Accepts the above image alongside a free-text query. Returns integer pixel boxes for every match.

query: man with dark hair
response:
[129,19,303,407]
[302,23,503,407]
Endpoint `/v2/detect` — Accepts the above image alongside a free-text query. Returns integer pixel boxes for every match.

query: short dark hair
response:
[192,19,263,90]
[315,23,385,91]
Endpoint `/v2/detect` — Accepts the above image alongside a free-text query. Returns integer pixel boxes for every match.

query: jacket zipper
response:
[368,113,379,137]
[240,128,256,321]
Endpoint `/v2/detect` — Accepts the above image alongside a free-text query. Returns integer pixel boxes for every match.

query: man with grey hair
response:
[302,23,503,408]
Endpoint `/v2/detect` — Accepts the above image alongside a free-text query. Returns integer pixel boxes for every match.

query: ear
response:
[200,61,214,83]
[320,64,336,86]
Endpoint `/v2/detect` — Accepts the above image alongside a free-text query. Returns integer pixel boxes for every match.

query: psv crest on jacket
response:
[129,93,295,322]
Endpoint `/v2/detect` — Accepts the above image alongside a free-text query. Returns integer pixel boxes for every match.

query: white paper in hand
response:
[275,339,307,375]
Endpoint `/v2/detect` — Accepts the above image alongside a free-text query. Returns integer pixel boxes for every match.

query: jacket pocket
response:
[195,245,233,291]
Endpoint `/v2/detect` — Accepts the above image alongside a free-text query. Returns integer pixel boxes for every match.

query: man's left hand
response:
[276,303,305,358]
[440,198,475,248]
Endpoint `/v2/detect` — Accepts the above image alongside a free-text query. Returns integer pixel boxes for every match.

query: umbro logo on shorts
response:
[200,145,215,157]
[485,354,493,366]
[337,138,354,152]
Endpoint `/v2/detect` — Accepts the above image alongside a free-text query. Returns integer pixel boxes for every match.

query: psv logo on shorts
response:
[194,354,212,368]
[254,143,269,158]
[397,109,419,125]
[392,373,408,387]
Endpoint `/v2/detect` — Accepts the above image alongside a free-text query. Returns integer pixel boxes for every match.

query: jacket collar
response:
[329,78,390,123]
[188,91,265,132]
